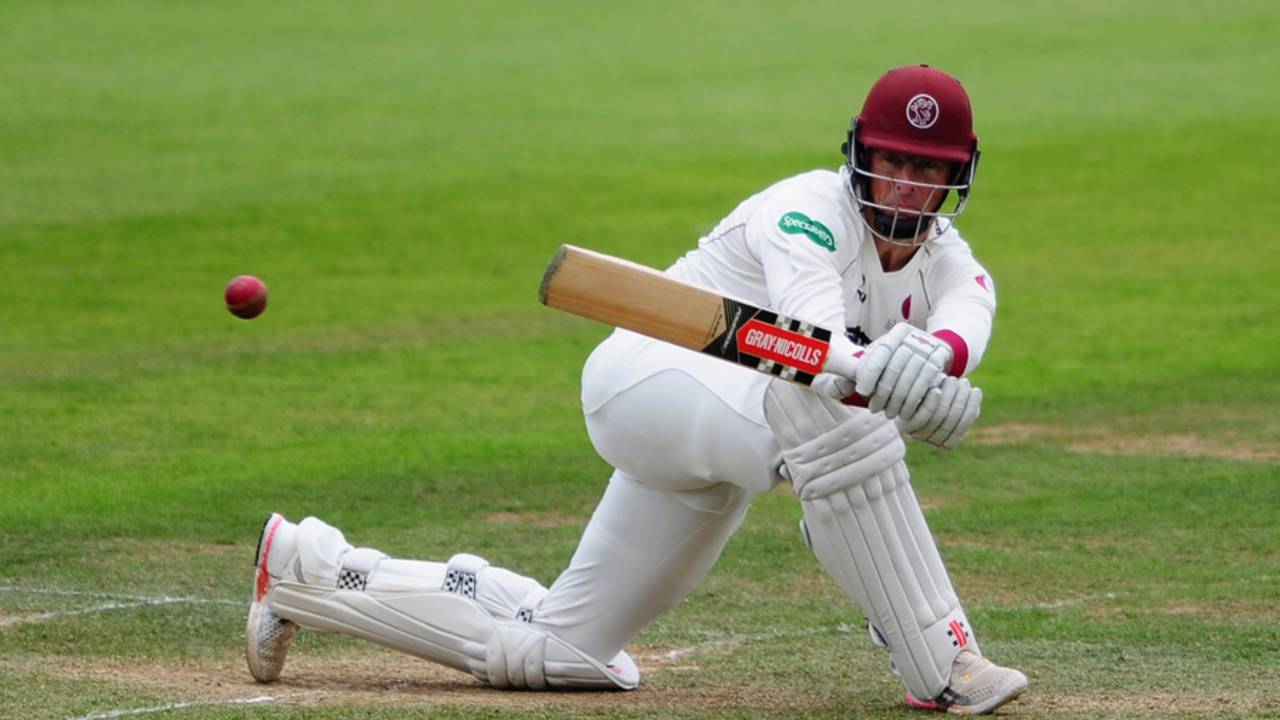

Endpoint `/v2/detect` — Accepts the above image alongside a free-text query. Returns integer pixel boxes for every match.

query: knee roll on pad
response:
[764,381,905,500]
[487,619,640,690]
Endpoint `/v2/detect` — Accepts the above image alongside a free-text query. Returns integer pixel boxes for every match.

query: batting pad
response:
[270,582,638,690]
[801,461,978,701]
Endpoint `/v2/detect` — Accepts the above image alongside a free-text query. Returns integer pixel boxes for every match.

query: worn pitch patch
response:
[0,646,841,714]
[968,422,1280,462]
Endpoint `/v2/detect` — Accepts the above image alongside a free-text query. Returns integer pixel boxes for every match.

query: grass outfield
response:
[2,1,1278,718]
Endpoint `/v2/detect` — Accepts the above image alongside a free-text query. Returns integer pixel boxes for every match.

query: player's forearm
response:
[926,301,993,377]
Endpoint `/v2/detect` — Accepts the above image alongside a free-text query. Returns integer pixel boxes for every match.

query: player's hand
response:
[853,323,952,420]
[897,376,982,449]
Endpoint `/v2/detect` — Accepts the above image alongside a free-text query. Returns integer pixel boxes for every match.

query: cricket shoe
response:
[246,513,300,682]
[905,650,1027,715]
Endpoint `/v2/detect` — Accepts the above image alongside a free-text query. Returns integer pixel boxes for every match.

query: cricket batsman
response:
[246,64,1028,714]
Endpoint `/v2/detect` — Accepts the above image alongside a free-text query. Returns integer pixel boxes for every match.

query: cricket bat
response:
[538,244,857,386]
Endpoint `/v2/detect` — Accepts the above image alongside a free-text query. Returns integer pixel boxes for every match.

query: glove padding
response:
[854,323,952,420]
[896,376,982,449]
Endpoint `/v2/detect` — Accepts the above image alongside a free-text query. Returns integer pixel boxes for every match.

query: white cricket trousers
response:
[291,329,782,665]
[537,329,785,659]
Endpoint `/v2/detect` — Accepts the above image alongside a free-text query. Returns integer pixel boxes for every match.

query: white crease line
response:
[637,595,1120,662]
[3,598,210,627]
[0,586,239,605]
[66,693,317,720]
[0,587,240,627]
[636,623,856,662]
[67,696,272,720]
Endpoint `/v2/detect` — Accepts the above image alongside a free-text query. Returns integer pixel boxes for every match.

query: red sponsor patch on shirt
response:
[901,295,912,318]
[975,274,990,291]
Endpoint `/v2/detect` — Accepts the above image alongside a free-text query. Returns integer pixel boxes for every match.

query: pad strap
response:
[337,547,387,592]
[516,586,548,623]
[444,553,489,599]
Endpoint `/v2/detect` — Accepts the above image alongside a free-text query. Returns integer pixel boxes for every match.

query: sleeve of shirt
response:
[747,192,854,332]
[924,249,998,377]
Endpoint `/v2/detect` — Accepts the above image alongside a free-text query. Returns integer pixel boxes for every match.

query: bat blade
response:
[539,244,834,385]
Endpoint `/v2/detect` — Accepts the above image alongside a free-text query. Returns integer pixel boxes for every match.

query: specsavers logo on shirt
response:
[778,211,835,251]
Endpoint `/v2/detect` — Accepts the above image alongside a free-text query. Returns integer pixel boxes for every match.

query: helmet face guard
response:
[842,65,980,247]
[844,122,980,247]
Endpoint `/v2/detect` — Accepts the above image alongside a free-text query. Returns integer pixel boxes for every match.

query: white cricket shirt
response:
[668,167,996,377]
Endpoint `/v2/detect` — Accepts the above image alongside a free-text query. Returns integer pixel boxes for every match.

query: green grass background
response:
[2,1,1278,718]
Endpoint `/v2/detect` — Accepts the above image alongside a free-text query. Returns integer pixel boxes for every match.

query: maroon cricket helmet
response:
[856,64,977,163]
[841,65,981,246]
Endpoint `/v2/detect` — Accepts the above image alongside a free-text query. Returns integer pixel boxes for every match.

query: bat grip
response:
[840,391,870,408]
[822,333,862,377]
[821,335,870,407]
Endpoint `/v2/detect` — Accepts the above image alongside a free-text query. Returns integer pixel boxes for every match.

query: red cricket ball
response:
[225,275,269,319]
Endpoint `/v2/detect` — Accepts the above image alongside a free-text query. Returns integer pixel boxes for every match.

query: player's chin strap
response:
[765,381,978,702]
[269,551,639,690]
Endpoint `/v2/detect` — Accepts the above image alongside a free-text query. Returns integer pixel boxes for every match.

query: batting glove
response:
[853,323,952,421]
[897,376,982,449]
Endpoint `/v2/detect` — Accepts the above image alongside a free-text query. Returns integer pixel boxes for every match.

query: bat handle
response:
[822,334,863,377]
[822,336,870,407]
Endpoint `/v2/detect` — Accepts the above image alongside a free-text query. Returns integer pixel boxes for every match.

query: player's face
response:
[868,150,953,216]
